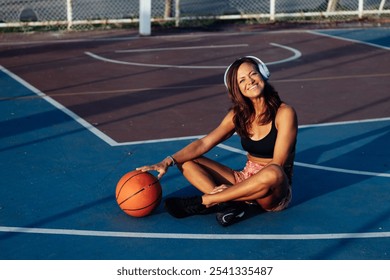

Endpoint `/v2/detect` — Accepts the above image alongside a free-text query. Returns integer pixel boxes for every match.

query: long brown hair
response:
[225,57,282,138]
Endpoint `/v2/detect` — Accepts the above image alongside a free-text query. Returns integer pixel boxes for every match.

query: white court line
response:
[86,51,225,69]
[294,162,390,178]
[298,117,390,128]
[115,44,249,53]
[267,43,301,65]
[308,30,390,51]
[216,142,390,178]
[1,226,390,240]
[0,66,118,147]
[85,42,302,69]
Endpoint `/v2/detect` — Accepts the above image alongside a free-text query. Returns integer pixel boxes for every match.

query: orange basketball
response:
[115,170,162,217]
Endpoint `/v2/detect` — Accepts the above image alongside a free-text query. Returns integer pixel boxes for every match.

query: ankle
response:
[201,195,208,206]
[202,194,217,208]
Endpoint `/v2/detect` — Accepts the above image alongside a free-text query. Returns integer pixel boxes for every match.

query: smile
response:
[248,84,258,90]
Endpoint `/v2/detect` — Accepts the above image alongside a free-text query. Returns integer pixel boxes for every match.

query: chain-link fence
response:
[0,0,389,30]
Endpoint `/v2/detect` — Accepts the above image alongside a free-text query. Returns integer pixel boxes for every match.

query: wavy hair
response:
[225,57,282,138]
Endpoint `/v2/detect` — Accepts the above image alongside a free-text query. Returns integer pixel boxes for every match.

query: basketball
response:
[115,170,162,217]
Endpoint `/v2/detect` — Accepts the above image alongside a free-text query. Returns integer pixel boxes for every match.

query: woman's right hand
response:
[136,157,172,179]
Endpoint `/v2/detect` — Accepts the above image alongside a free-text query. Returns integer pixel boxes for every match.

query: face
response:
[236,62,264,99]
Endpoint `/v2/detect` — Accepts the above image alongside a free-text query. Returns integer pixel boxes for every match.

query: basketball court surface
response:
[0,27,389,260]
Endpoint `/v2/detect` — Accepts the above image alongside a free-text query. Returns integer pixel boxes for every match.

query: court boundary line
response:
[1,226,389,240]
[216,142,390,178]
[0,65,118,146]
[115,44,249,53]
[1,65,389,178]
[308,30,390,51]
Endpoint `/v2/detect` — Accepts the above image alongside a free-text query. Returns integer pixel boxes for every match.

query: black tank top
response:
[240,121,277,158]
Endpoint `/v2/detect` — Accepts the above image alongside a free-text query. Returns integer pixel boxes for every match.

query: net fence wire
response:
[0,0,389,30]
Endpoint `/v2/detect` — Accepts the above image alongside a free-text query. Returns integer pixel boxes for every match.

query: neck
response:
[251,96,266,116]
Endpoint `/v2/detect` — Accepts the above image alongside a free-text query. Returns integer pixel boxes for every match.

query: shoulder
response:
[275,103,297,128]
[276,103,296,118]
[221,109,235,124]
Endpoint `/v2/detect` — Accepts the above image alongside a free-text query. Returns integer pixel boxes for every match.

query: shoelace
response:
[180,197,205,214]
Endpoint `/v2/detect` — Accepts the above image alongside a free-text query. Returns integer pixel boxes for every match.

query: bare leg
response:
[177,156,236,194]
[164,157,237,219]
[202,164,289,210]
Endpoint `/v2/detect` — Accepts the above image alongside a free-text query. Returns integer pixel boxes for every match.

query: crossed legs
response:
[177,156,290,211]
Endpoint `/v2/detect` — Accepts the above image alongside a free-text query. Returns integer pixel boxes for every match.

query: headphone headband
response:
[223,56,270,87]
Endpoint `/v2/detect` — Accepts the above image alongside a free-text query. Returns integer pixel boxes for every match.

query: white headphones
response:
[223,56,270,88]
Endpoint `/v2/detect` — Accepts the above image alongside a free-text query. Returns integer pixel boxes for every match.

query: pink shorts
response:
[233,160,292,212]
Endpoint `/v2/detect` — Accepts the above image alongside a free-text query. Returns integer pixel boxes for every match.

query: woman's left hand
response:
[209,184,229,194]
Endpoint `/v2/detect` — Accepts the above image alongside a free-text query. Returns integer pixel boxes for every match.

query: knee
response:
[261,164,286,186]
[177,157,200,171]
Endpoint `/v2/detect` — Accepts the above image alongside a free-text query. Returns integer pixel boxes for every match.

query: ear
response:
[224,56,270,88]
[245,56,270,81]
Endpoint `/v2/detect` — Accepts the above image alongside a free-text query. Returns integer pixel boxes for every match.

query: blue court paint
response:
[313,28,390,49]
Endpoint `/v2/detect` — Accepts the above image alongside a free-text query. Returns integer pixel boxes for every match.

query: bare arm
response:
[270,104,298,167]
[137,110,236,178]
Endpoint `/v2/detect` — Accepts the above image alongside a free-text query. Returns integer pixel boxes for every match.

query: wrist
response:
[166,155,176,166]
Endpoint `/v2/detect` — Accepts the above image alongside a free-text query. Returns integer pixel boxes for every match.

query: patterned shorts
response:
[233,160,292,212]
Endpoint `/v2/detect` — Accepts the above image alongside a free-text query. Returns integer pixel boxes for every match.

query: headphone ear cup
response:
[258,62,270,80]
[223,63,231,88]
[245,56,270,80]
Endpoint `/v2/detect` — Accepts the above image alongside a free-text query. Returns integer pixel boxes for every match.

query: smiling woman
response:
[137,56,298,227]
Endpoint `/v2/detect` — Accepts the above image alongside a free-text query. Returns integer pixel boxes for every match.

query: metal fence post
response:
[66,0,73,30]
[327,0,339,12]
[270,0,275,21]
[175,0,180,27]
[379,0,386,12]
[140,0,152,36]
[378,0,386,16]
[165,0,172,19]
[358,0,364,18]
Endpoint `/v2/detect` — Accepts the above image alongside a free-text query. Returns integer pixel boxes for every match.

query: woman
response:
[137,56,297,226]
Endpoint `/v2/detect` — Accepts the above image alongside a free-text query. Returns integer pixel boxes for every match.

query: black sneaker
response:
[164,196,215,218]
[216,202,247,227]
